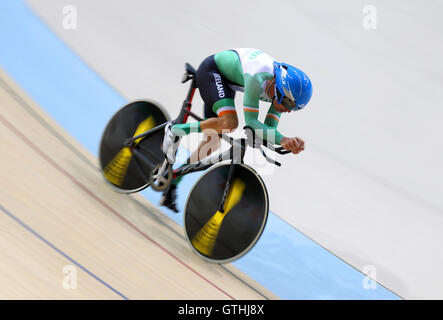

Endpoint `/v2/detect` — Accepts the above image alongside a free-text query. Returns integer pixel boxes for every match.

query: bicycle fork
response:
[218,164,237,213]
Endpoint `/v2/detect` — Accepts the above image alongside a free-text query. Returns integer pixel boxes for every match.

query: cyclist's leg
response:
[171,55,237,184]
[186,104,220,164]
[171,55,236,137]
[190,111,237,160]
[161,56,236,211]
[171,116,238,197]
[188,115,237,164]
[184,53,237,160]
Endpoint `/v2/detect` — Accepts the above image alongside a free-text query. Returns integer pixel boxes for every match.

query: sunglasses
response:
[275,87,297,110]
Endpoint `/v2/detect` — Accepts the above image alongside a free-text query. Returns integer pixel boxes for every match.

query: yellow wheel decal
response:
[103,116,155,186]
[192,178,246,256]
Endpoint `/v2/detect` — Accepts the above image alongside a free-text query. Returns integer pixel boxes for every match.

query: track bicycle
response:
[99,63,289,263]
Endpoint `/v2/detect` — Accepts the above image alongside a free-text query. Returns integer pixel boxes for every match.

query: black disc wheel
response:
[99,99,169,193]
[184,163,269,263]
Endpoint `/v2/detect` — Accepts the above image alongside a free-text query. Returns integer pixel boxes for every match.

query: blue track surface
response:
[0,0,400,299]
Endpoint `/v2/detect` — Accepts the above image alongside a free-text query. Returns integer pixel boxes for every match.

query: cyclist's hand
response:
[280,137,305,154]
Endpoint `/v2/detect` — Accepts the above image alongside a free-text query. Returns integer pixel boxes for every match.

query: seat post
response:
[174,77,197,124]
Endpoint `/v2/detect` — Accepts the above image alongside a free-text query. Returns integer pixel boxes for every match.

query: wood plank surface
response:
[0,69,278,300]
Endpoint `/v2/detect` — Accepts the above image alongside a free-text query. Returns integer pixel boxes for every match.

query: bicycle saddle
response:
[182,63,197,84]
[185,63,197,76]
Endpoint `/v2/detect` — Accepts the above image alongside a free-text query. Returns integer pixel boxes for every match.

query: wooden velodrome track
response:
[0,68,278,300]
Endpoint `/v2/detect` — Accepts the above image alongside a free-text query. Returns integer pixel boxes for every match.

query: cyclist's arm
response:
[243,74,285,144]
[264,103,282,128]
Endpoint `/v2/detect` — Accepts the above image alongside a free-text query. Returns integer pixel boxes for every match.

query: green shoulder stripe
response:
[214,50,244,86]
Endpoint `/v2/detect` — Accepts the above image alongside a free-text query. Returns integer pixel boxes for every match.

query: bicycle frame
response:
[173,137,246,178]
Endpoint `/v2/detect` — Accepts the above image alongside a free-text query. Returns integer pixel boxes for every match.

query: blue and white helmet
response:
[273,61,313,111]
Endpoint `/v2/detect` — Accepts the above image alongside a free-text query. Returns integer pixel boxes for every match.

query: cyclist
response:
[160,48,313,212]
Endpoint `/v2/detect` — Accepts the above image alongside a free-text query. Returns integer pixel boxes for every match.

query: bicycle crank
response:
[150,161,174,191]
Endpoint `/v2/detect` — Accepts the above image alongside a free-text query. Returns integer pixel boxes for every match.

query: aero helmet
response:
[273,61,313,111]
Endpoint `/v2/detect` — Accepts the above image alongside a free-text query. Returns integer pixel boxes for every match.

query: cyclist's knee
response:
[220,115,238,132]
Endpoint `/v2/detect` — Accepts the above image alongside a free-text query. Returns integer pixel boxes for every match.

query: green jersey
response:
[214,48,284,144]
